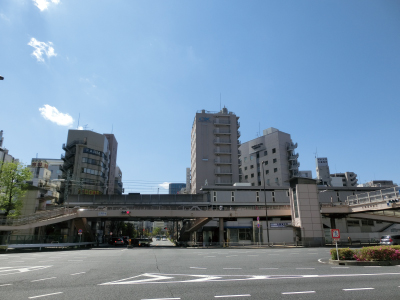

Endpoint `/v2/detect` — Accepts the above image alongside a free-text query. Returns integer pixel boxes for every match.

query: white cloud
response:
[28,38,57,62]
[33,0,60,11]
[77,126,83,130]
[159,182,170,190]
[39,105,74,126]
[0,13,10,22]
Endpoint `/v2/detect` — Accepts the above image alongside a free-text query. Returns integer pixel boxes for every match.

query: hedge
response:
[330,246,400,261]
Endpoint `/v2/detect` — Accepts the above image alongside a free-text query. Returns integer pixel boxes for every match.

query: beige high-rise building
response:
[190,107,240,194]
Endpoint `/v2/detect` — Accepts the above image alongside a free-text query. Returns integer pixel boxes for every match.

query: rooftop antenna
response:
[314,148,318,158]
[77,113,80,129]
[83,124,88,130]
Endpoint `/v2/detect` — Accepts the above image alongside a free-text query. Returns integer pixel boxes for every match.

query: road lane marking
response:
[343,288,374,291]
[282,291,315,294]
[141,298,180,300]
[28,292,63,299]
[31,277,57,282]
[190,267,207,270]
[68,260,83,262]
[332,267,349,269]
[71,272,86,275]
[215,295,251,298]
[0,284,12,286]
[364,266,381,268]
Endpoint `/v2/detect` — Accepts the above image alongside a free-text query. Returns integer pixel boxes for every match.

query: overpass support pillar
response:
[219,218,224,247]
[330,217,336,229]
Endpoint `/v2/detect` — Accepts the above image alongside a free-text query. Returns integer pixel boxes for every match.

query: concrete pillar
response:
[219,217,224,246]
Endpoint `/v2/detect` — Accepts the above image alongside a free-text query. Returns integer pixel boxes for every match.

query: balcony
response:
[237,121,240,128]
[214,159,232,164]
[287,142,298,151]
[213,138,232,144]
[213,129,231,135]
[288,153,299,160]
[289,162,300,170]
[213,119,230,125]
[214,149,231,154]
[237,130,241,137]
[214,180,233,185]
[215,169,233,174]
[238,159,242,165]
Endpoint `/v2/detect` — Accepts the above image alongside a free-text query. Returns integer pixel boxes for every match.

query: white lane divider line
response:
[223,268,242,270]
[190,267,207,270]
[0,284,12,287]
[215,295,251,298]
[28,292,63,299]
[68,260,83,262]
[31,277,57,282]
[282,291,316,295]
[70,272,86,275]
[364,266,381,268]
[141,298,181,300]
[343,288,374,291]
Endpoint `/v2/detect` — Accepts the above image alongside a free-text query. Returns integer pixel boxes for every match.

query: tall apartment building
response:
[316,157,331,186]
[239,127,299,187]
[190,107,240,194]
[61,130,118,197]
[0,130,18,164]
[114,165,123,195]
[330,172,358,187]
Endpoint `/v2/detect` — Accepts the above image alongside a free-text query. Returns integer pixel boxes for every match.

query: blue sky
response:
[1,0,399,193]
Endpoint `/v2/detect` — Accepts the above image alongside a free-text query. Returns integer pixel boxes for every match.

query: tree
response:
[152,227,161,236]
[0,161,32,217]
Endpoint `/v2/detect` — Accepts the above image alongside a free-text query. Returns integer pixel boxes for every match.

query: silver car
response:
[380,235,400,245]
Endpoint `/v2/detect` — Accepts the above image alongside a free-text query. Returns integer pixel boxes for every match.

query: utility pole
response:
[261,161,270,245]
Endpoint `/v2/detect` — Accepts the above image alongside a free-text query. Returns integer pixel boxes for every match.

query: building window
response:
[272,148,276,153]
[231,191,235,202]
[256,191,260,202]
[251,183,255,186]
[286,191,290,197]
[250,165,254,169]
[266,179,270,185]
[266,170,269,174]
[258,181,261,186]
[274,168,278,173]
[347,220,360,227]
[239,228,252,240]
[213,191,217,202]
[244,157,247,162]
[271,191,275,196]
[245,175,248,179]
[273,158,277,163]
[244,166,247,170]
[256,153,259,158]
[258,172,260,177]
[264,161,268,165]
[264,150,267,156]
[250,155,254,161]
[251,173,254,178]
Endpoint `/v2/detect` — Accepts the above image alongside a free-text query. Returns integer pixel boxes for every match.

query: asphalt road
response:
[1,245,400,300]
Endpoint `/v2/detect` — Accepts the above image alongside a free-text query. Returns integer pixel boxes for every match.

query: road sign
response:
[257,216,260,221]
[331,229,340,239]
[78,229,83,235]
[257,223,260,228]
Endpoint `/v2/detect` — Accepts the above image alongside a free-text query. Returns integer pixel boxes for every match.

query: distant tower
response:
[0,130,4,148]
[316,157,331,186]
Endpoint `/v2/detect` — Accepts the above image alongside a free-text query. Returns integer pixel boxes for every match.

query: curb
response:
[329,259,400,266]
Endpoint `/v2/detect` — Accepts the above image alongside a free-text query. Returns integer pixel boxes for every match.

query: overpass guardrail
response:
[346,187,400,206]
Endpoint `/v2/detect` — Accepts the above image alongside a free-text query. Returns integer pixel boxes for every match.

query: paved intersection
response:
[1,245,400,299]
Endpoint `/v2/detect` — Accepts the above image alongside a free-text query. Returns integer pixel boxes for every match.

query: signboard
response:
[270,222,291,228]
[257,216,260,221]
[98,212,107,216]
[331,229,340,239]
[78,229,83,235]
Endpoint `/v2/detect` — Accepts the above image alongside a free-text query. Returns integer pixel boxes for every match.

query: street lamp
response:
[261,161,270,245]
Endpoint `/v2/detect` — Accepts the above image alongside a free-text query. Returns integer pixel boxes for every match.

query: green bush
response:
[354,246,400,261]
[330,248,355,260]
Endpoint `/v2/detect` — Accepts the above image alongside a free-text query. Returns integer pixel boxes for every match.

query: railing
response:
[215,169,232,174]
[214,159,232,164]
[0,208,77,226]
[213,120,230,125]
[346,187,400,205]
[214,149,231,154]
[213,139,231,144]
[213,129,231,134]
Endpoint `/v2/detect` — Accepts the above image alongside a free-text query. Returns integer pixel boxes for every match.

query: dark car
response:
[109,237,125,246]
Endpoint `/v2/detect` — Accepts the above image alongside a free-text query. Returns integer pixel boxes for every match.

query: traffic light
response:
[121,210,130,214]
